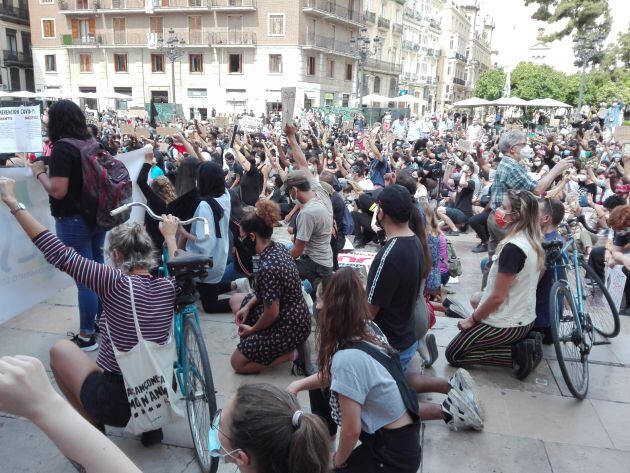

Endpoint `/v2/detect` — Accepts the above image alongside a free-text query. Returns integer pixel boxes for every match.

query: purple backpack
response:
[60,138,132,230]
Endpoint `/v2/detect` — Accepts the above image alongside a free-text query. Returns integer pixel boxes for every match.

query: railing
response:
[392,23,403,34]
[3,50,33,66]
[453,77,465,86]
[400,72,417,84]
[426,48,440,58]
[429,18,441,30]
[60,0,207,9]
[305,32,352,55]
[303,0,361,23]
[363,10,375,23]
[377,16,390,29]
[208,31,256,46]
[365,58,402,75]
[0,3,29,19]
[154,0,207,8]
[455,52,467,62]
[210,0,256,7]
[402,40,419,51]
[110,0,145,8]
[61,34,102,45]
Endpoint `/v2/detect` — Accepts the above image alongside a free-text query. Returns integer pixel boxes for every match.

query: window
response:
[45,54,56,72]
[151,54,165,73]
[345,63,353,81]
[150,16,164,40]
[327,59,335,78]
[40,0,55,3]
[268,14,284,36]
[307,56,315,76]
[114,54,127,72]
[342,94,349,107]
[113,87,132,109]
[449,36,454,50]
[228,53,242,73]
[373,76,381,93]
[187,88,207,97]
[6,30,17,53]
[42,19,55,38]
[189,54,203,73]
[113,17,126,44]
[269,54,282,73]
[79,54,92,73]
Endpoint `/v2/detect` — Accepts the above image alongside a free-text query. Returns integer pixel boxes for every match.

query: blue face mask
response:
[208,410,240,461]
[563,150,571,156]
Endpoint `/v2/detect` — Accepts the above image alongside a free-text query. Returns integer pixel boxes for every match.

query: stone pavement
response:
[1,230,629,473]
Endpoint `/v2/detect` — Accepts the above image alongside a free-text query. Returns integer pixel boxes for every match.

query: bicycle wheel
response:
[183,316,218,473]
[549,281,589,399]
[566,259,620,338]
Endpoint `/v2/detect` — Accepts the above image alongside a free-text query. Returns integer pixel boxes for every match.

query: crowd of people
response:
[0,97,629,472]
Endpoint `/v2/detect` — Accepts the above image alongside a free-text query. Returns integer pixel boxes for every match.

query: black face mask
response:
[240,235,256,254]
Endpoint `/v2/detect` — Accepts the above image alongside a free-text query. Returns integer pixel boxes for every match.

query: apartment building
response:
[459,0,492,96]
[27,0,364,117]
[1,0,33,92]
[399,0,443,115]
[360,0,403,99]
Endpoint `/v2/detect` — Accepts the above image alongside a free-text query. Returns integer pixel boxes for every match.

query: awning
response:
[226,92,247,102]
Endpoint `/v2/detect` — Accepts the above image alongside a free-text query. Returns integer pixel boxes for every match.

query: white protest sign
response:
[281,87,296,128]
[0,148,146,324]
[605,265,627,312]
[239,116,263,134]
[0,106,43,153]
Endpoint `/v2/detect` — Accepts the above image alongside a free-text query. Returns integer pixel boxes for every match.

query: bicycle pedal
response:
[593,340,611,346]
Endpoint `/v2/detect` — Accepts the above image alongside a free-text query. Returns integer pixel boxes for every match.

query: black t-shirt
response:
[48,140,84,218]
[423,159,442,180]
[331,191,345,236]
[454,180,476,217]
[613,231,629,248]
[498,243,526,273]
[239,164,263,205]
[366,235,423,351]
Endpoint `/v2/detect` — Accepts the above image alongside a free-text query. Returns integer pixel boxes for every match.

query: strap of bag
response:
[104,277,145,354]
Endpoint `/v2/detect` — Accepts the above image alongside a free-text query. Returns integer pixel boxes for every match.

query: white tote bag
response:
[105,280,184,435]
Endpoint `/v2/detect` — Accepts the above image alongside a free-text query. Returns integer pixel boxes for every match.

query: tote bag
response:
[105,280,184,435]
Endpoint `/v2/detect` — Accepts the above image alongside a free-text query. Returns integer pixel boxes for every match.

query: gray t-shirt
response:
[330,344,407,434]
[296,179,333,268]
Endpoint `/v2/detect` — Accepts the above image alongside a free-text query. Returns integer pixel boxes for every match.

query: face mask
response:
[598,179,606,187]
[267,181,275,190]
[596,147,603,153]
[327,152,333,158]
[208,411,241,461]
[494,207,513,229]
[533,160,542,166]
[519,146,534,160]
[308,165,315,173]
[563,150,571,156]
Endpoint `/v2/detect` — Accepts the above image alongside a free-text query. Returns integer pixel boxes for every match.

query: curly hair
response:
[47,99,88,143]
[106,223,156,271]
[150,176,177,204]
[608,205,630,231]
[240,200,280,239]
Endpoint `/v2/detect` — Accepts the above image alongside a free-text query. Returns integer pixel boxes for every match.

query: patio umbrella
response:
[358,93,392,103]
[491,96,530,107]
[453,97,492,107]
[390,95,427,105]
[8,91,39,98]
[105,92,133,100]
[527,97,572,108]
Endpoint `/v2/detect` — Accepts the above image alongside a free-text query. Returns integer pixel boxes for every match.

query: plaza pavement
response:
[1,229,630,473]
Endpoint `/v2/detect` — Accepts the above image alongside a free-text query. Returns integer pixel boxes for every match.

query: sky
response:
[479,0,630,73]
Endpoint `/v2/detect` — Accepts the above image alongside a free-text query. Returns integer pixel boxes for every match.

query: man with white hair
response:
[407,115,422,143]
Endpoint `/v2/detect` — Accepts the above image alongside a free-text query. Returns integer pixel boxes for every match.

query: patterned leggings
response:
[445,322,533,367]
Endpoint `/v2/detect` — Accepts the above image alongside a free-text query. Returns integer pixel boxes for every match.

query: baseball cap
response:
[377,184,413,222]
[280,170,310,193]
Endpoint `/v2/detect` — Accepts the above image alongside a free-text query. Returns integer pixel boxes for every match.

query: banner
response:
[239,116,263,134]
[0,148,146,324]
[281,87,296,128]
[0,106,43,153]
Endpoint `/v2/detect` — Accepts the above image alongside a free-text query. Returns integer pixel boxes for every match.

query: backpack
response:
[340,204,354,236]
[60,138,132,230]
[446,238,462,277]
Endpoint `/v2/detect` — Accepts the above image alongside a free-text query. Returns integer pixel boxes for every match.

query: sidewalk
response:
[1,231,629,473]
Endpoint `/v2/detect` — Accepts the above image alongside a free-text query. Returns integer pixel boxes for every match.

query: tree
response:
[510,62,567,101]
[473,69,506,101]
[523,0,612,42]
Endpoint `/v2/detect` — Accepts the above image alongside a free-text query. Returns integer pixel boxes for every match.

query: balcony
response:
[59,0,209,13]
[453,77,465,86]
[392,23,403,35]
[363,10,376,23]
[304,32,353,57]
[3,50,33,67]
[0,3,29,23]
[400,72,418,84]
[428,18,441,30]
[455,52,467,63]
[402,40,419,52]
[364,58,402,75]
[302,0,362,27]
[377,16,390,30]
[209,0,256,11]
[208,31,256,47]
[426,48,441,58]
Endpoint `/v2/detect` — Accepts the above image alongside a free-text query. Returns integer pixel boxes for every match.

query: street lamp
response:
[157,28,186,104]
[573,26,606,120]
[350,27,382,109]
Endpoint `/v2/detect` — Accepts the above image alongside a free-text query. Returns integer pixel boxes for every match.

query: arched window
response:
[373,76,381,93]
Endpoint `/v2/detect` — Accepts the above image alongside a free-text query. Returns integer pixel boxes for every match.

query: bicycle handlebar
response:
[111,202,210,240]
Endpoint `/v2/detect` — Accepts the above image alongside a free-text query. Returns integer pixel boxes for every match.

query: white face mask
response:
[519,145,534,160]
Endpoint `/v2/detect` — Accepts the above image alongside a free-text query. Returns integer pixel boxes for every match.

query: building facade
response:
[1,0,33,92]
[459,0,492,99]
[27,0,365,117]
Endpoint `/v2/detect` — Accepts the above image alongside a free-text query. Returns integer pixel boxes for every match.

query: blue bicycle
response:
[112,203,218,473]
[545,218,619,399]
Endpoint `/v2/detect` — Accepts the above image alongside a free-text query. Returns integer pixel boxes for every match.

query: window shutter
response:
[71,19,79,39]
[89,18,95,37]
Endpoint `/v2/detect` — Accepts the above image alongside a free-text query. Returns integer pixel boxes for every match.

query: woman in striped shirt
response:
[0,176,179,446]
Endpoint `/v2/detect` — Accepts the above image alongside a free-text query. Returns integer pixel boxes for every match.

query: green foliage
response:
[510,62,567,101]
[473,69,506,101]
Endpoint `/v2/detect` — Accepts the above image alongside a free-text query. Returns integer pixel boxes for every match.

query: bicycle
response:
[545,218,619,399]
[111,202,218,473]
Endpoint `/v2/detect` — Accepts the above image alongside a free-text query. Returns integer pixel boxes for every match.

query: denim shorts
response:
[398,340,419,375]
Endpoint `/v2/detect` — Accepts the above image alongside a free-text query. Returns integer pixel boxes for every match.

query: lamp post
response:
[157,28,185,104]
[573,26,606,120]
[350,27,381,109]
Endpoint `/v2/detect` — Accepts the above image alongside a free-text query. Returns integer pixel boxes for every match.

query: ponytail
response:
[288,412,331,473]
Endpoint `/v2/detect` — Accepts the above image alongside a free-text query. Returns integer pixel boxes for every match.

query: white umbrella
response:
[358,93,392,104]
[491,96,530,107]
[527,97,572,108]
[74,92,100,99]
[453,97,492,107]
[0,91,13,98]
[390,95,427,105]
[105,92,133,100]
[8,91,39,98]
[37,89,69,99]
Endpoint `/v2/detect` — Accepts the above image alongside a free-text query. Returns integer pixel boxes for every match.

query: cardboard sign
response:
[135,128,151,138]
[613,126,630,144]
[156,126,179,137]
[0,106,43,153]
[239,116,263,134]
[121,124,136,135]
[281,87,296,128]
[458,139,474,153]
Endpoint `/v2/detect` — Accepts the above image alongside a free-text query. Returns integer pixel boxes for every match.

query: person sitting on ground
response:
[0,175,181,446]
[446,189,545,380]
[228,200,311,374]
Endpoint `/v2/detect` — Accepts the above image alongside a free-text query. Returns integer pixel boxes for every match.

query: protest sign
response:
[239,116,263,134]
[0,106,43,153]
[156,126,179,137]
[121,124,136,135]
[605,265,627,312]
[0,148,146,324]
[457,139,474,153]
[135,128,151,138]
[613,126,630,144]
[281,87,296,128]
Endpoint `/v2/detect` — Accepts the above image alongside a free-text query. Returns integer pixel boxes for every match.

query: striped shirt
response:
[33,231,176,375]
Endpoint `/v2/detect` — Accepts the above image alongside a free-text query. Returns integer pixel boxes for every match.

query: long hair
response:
[47,100,88,143]
[503,189,545,272]
[150,176,177,204]
[420,201,440,237]
[317,268,389,386]
[175,156,200,197]
[230,383,330,473]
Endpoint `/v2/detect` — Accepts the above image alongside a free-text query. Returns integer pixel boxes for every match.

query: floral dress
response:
[238,242,311,365]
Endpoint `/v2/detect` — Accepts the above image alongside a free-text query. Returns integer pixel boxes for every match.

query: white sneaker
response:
[449,368,485,420]
[234,277,251,294]
[442,388,484,431]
